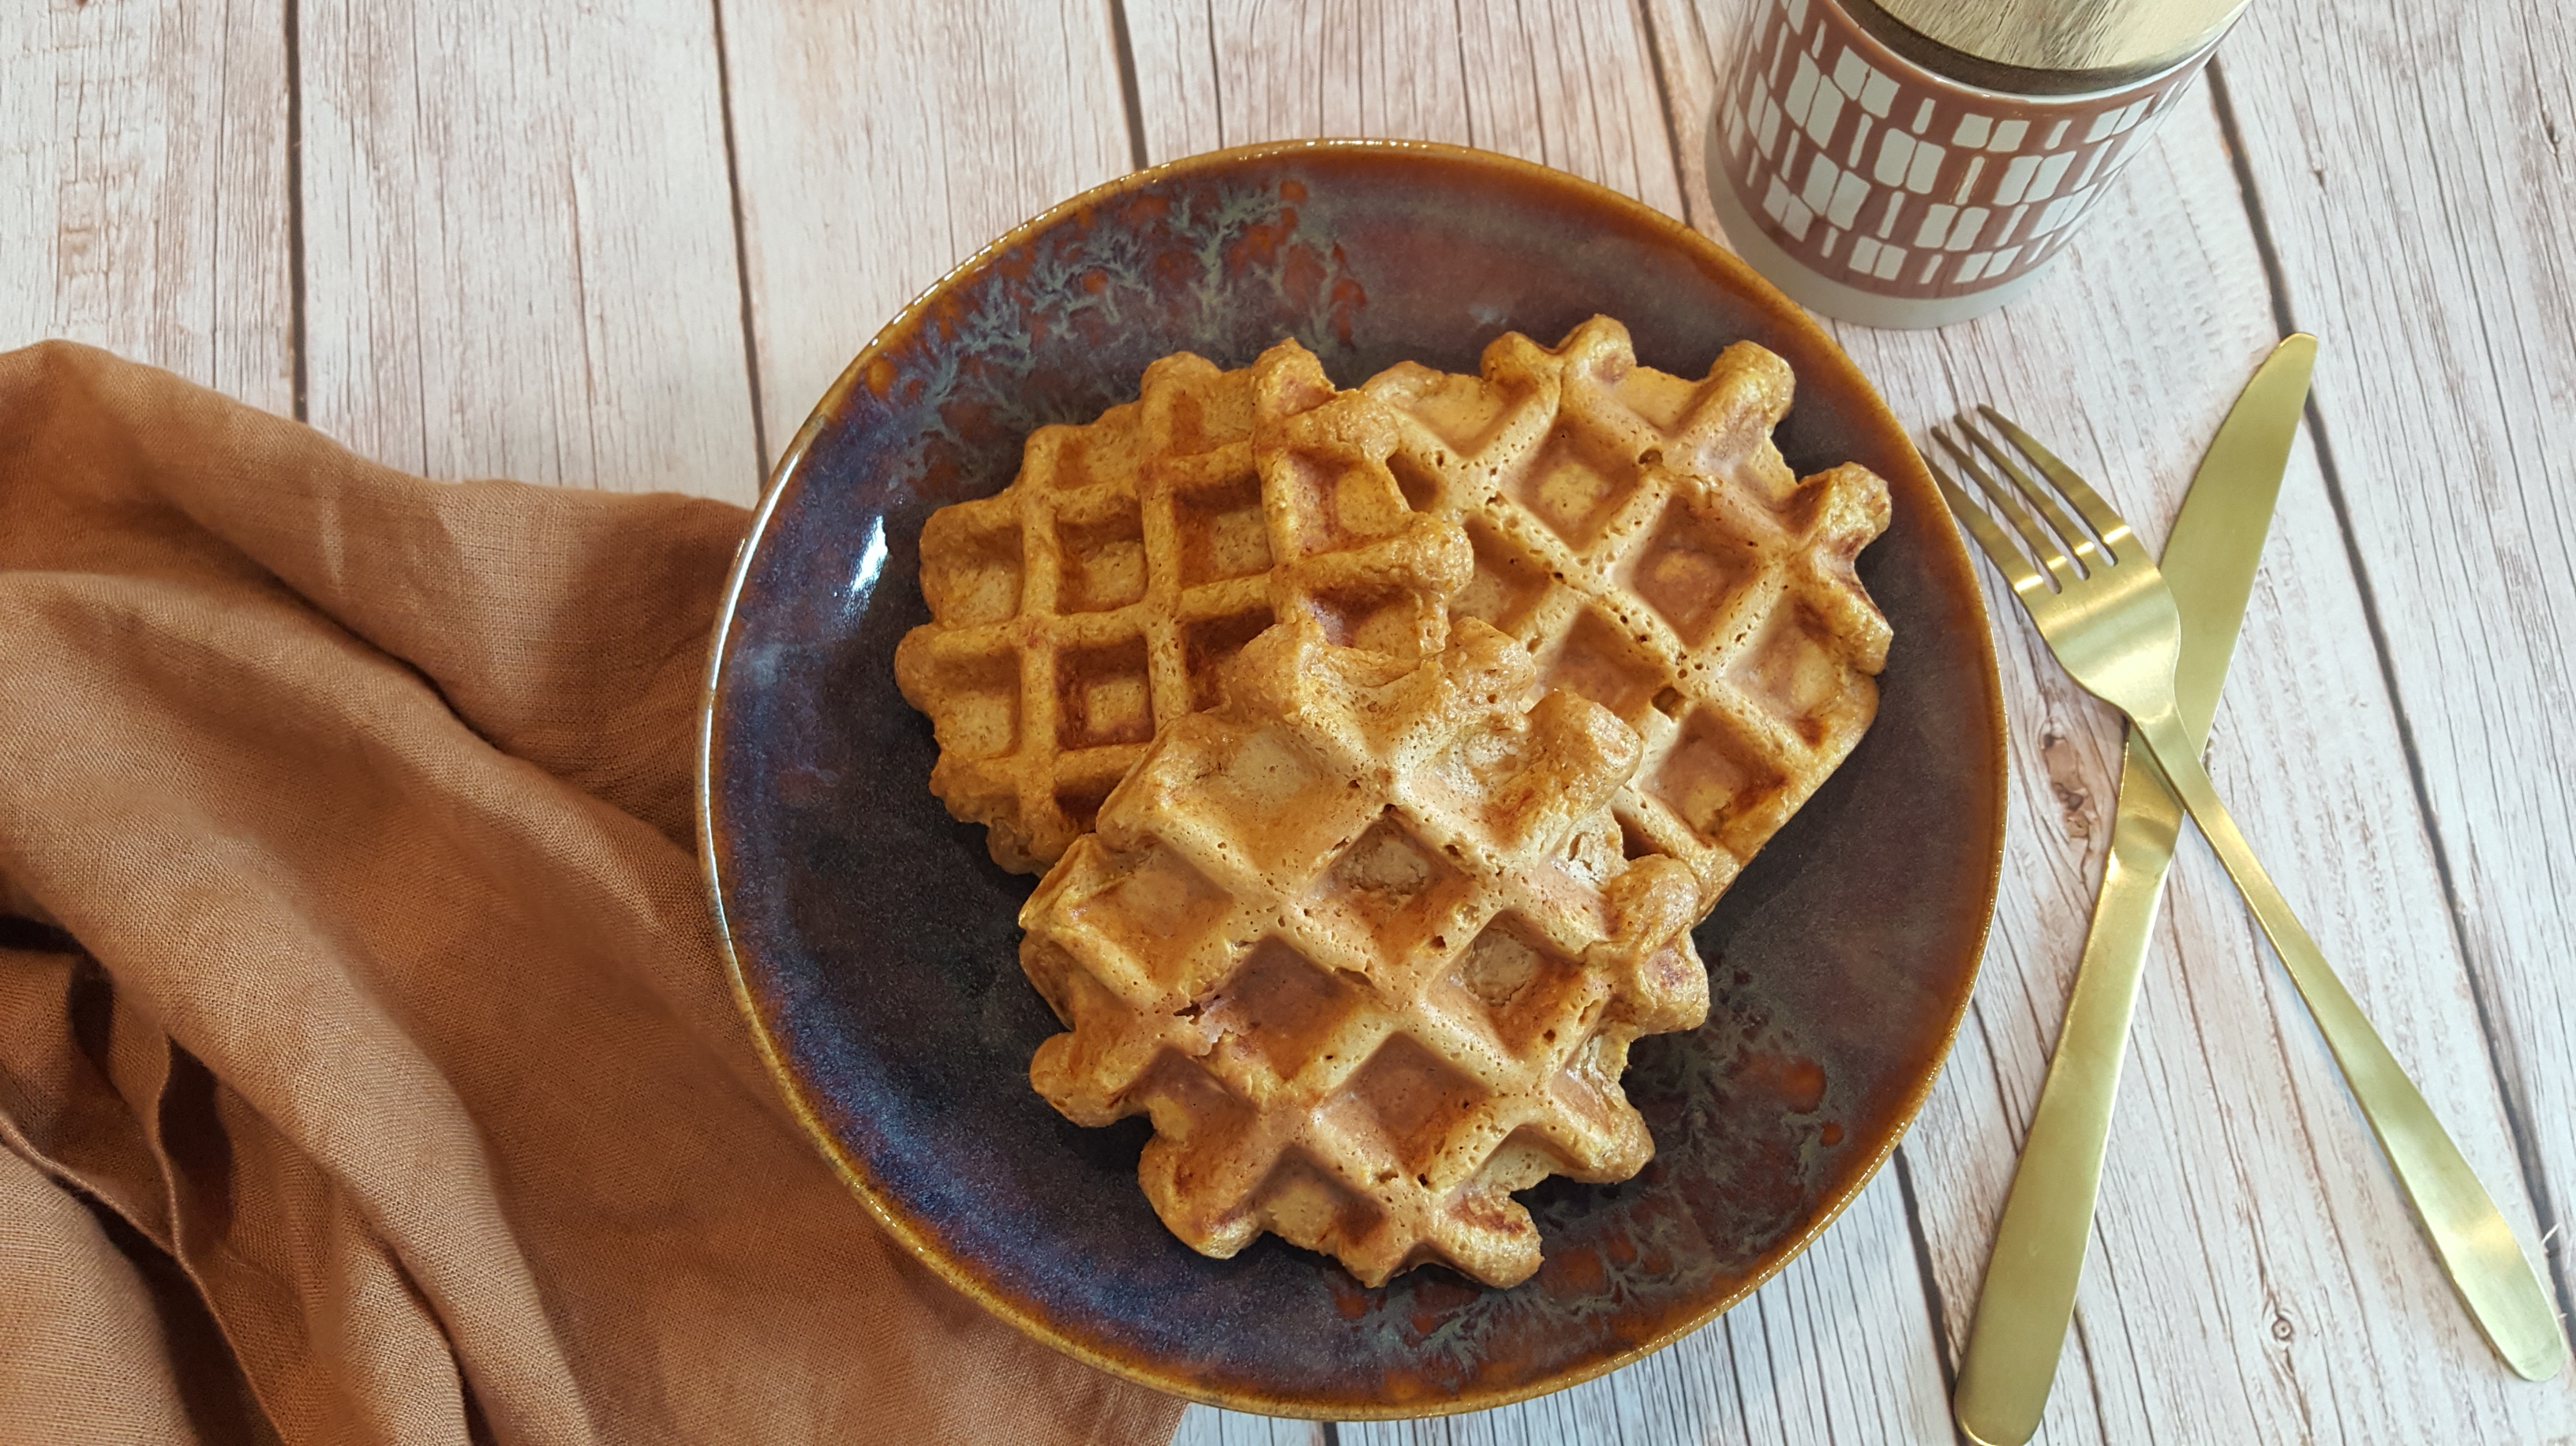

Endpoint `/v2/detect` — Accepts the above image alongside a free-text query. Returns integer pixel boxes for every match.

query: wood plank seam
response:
[1209,0,1228,153]
[1142,7,1955,1434]
[1670,10,2564,1429]
[2200,63,2301,343]
[2207,54,2576,1332]
[2064,1310,2116,1441]
[709,0,772,486]
[1893,1148,1975,1446]
[31,0,2527,1434]
[1646,33,1975,1426]
[2160,845,2382,1388]
[1627,0,1696,214]
[1443,0,1470,143]
[285,0,307,421]
[2301,388,2575,1328]
[1108,0,1153,171]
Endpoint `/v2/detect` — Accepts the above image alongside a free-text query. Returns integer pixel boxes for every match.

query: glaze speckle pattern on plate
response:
[698,140,2005,1418]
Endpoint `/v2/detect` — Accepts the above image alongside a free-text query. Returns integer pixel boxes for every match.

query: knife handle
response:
[1953,740,2184,1446]
[2129,706,2568,1382]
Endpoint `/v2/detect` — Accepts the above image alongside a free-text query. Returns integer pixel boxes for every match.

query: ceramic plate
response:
[698,140,2004,1418]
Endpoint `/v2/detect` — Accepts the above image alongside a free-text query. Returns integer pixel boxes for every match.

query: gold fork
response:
[1930,406,2566,1384]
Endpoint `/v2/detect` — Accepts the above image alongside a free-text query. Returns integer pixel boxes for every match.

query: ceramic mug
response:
[1705,0,2252,328]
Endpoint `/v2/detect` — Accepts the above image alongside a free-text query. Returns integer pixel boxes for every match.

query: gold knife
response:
[1954,335,2320,1446]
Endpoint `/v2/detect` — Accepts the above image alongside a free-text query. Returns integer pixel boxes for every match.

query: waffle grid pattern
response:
[1021,616,1705,1287]
[1362,317,1893,910]
[895,347,1466,872]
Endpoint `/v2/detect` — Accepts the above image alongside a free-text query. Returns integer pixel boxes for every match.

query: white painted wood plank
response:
[2218,0,2576,1341]
[717,0,1133,466]
[1127,4,1953,1441]
[1341,1170,1951,1446]
[0,0,291,410]
[1125,0,1686,217]
[1171,1405,1331,1446]
[689,1,1257,1437]
[1650,0,2570,1437]
[298,1,758,501]
[62,2,2533,1443]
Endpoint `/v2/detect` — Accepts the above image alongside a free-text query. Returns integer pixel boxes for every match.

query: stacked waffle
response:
[896,318,1893,1287]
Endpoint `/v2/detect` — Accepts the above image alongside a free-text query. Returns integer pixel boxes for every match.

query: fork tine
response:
[1935,427,2074,588]
[1977,406,2140,561]
[1924,446,2047,597]
[1960,418,2103,576]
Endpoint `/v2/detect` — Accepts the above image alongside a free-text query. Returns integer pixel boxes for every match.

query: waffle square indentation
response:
[1055,635,1155,748]
[1627,499,1759,647]
[1308,811,1470,960]
[1175,469,1271,586]
[1331,1036,1490,1182]
[1447,913,1587,1052]
[1182,608,1275,711]
[1539,608,1673,726]
[1070,844,1235,989]
[1057,497,1148,613]
[1201,938,1368,1085]
[1649,708,1788,848]
[1507,433,1638,551]
[1732,603,1845,745]
[1453,519,1555,634]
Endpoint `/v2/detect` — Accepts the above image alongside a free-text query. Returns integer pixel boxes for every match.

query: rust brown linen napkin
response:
[0,341,1188,1446]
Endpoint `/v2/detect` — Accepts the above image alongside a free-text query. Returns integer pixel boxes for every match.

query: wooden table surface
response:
[9,2,2571,1441]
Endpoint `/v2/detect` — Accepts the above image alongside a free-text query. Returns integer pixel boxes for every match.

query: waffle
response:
[895,345,1470,872]
[1361,317,1893,912]
[1020,611,1708,1287]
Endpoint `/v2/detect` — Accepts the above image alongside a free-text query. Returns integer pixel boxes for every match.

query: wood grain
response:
[717,0,1134,466]
[2217,0,2576,1338]
[711,13,1235,1425]
[1173,1410,1331,1446]
[0,0,291,410]
[1130,2,1950,1440]
[1649,0,2573,1439]
[297,0,757,500]
[1173,1181,1953,1446]
[8,2,2574,1442]
[1325,1175,1949,1446]
[1124,0,1684,218]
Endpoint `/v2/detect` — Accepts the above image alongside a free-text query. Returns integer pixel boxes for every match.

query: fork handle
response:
[2129,706,2567,1380]
[1953,740,2185,1446]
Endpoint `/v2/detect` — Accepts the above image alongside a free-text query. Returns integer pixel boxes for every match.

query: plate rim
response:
[695,136,2009,1419]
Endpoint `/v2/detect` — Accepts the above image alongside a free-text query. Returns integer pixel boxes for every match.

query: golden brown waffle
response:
[1361,317,1893,912]
[895,345,1469,872]
[1020,612,1708,1287]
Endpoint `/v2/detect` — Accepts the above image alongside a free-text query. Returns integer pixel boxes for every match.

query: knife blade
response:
[1953,334,2317,1446]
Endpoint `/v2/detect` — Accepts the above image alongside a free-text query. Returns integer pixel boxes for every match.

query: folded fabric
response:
[0,341,1186,1445]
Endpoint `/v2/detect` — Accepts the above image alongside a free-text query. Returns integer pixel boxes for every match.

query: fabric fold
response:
[0,341,1184,1446]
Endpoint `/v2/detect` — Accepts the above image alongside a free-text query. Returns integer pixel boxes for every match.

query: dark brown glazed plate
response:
[697,140,2005,1418]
